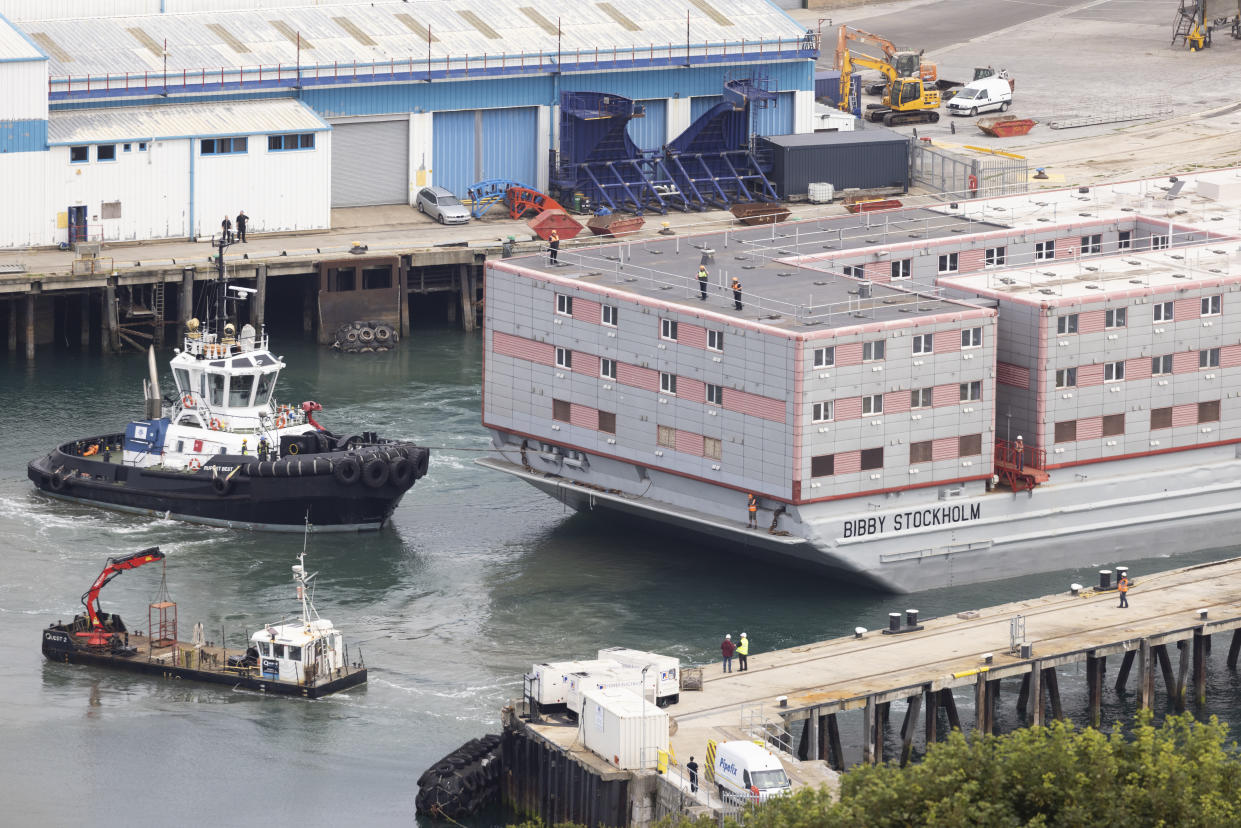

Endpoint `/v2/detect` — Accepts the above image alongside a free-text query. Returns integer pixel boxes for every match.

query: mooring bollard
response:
[1099,569,1113,590]
[889,613,901,633]
[1115,566,1129,583]
[905,609,919,627]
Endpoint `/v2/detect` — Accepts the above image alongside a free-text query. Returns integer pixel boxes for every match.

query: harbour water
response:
[3,321,1241,827]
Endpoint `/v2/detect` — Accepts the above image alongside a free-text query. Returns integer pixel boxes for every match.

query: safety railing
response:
[48,36,818,99]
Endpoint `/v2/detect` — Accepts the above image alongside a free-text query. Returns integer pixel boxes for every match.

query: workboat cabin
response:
[252,618,346,684]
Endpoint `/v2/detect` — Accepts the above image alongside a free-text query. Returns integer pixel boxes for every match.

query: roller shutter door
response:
[626,99,667,151]
[771,0,802,7]
[331,119,409,207]
[434,107,538,197]
[752,92,796,137]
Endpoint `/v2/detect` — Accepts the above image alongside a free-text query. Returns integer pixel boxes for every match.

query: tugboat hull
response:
[28,439,429,532]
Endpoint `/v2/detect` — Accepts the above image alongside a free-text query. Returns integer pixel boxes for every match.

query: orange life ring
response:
[968,174,979,193]
[188,458,202,471]
[210,418,222,430]
[276,415,287,429]
[182,394,195,408]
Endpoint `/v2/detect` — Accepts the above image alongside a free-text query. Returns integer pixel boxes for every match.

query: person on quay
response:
[548,229,560,265]
[721,633,735,673]
[1118,574,1129,608]
[697,265,709,300]
[731,276,743,311]
[221,215,233,243]
[236,210,248,243]
[686,757,699,793]
[1015,435,1025,471]
[736,632,750,671]
[747,492,759,529]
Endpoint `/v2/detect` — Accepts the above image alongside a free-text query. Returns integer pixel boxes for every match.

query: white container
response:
[579,687,669,770]
[566,666,647,715]
[531,659,619,706]
[808,182,835,204]
[597,647,681,704]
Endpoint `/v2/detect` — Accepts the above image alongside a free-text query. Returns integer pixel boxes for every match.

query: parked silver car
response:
[416,186,471,225]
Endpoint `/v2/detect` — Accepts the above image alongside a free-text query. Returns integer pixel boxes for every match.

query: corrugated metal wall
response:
[751,91,795,137]
[331,119,409,207]
[0,60,49,121]
[434,107,537,196]
[432,111,476,197]
[690,96,723,120]
[626,99,666,151]
[196,132,332,236]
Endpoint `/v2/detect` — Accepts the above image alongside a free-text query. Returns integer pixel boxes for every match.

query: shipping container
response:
[566,666,648,715]
[530,659,620,706]
[758,129,910,198]
[596,647,681,704]
[579,687,670,770]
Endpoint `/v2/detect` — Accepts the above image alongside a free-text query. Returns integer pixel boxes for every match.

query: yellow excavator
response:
[838,46,941,127]
[834,25,940,94]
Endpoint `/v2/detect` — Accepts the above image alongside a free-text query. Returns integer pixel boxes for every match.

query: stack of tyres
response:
[415,733,504,819]
[331,320,399,354]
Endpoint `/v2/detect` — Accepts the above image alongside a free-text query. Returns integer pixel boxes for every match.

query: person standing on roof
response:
[720,634,735,673]
[1015,435,1024,471]
[747,492,759,529]
[731,276,743,311]
[221,215,233,244]
[548,229,560,265]
[736,632,750,672]
[236,210,248,243]
[697,265,709,300]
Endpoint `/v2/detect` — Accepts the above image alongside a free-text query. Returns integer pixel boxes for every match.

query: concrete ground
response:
[3,0,1237,275]
[791,0,1241,182]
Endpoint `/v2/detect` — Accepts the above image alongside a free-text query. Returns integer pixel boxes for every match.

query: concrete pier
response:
[511,556,1241,825]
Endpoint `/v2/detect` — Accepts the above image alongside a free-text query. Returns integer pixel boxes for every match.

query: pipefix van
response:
[712,741,792,802]
[946,76,1013,116]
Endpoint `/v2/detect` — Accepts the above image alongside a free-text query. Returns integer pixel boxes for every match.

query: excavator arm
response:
[80,547,165,632]
[838,48,897,112]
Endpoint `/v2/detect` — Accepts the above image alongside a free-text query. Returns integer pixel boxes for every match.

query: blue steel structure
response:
[555,81,778,215]
[466,179,533,219]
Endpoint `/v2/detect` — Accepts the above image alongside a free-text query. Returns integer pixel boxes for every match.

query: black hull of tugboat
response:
[28,439,429,532]
[42,630,367,698]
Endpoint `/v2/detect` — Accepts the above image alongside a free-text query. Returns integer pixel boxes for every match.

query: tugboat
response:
[27,237,430,532]
[41,546,367,698]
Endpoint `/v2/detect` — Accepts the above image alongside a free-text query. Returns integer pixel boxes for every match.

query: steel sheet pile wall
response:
[503,721,630,827]
[759,128,910,197]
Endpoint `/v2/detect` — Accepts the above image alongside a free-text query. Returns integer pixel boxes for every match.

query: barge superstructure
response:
[479,170,1241,592]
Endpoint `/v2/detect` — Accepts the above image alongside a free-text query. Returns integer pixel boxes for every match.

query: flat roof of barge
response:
[508,210,1000,332]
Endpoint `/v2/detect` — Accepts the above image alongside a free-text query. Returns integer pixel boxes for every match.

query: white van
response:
[713,741,792,802]
[946,76,1013,116]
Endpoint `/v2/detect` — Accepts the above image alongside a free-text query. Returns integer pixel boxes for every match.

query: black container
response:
[759,128,911,198]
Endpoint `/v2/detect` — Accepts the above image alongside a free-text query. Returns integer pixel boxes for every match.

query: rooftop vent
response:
[1084,266,1099,271]
[1085,284,1102,289]
[813,280,827,286]
[1126,259,1141,265]
[999,277,1016,285]
[1129,279,1143,284]
[1038,288,1056,295]
[1172,273,1188,278]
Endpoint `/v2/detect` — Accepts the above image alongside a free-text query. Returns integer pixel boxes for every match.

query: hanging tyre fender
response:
[334,456,361,486]
[362,456,390,488]
[49,472,68,492]
[212,473,234,496]
[389,457,414,489]
[413,448,430,480]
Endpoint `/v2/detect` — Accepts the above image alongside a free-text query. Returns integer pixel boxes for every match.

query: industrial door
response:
[330,119,410,207]
[432,107,539,198]
[751,92,796,137]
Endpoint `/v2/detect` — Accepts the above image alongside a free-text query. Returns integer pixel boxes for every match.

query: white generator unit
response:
[566,666,647,716]
[579,687,670,770]
[597,647,681,706]
[529,659,620,707]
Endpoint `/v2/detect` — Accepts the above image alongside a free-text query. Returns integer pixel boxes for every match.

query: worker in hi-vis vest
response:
[747,492,758,529]
[697,265,709,300]
[736,632,750,671]
[1118,574,1129,608]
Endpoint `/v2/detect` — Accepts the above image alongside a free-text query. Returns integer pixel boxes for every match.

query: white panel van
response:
[713,741,792,802]
[946,76,1013,116]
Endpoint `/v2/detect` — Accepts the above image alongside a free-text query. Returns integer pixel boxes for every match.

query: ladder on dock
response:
[152,280,166,347]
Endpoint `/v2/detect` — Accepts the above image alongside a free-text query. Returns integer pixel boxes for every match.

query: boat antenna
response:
[213,233,234,340]
[295,512,320,628]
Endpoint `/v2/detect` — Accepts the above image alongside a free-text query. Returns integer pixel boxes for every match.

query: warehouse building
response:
[0,0,817,247]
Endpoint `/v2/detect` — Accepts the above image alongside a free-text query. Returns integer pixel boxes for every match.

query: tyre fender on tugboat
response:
[212,474,234,496]
[49,472,68,492]
[362,456,390,488]
[389,456,414,489]
[412,447,430,480]
[333,456,361,486]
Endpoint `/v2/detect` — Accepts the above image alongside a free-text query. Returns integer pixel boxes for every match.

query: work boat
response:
[28,239,430,531]
[41,545,367,698]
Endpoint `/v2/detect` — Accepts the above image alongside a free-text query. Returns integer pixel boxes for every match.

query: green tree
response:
[651,713,1241,828]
